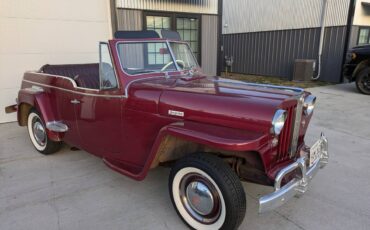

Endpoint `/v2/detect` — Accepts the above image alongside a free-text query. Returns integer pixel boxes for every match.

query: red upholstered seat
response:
[40,63,100,89]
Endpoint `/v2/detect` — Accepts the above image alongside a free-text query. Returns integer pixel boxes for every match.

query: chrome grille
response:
[277,105,295,161]
[289,96,304,157]
[276,95,304,162]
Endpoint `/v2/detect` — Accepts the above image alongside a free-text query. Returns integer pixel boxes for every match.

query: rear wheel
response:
[27,109,61,154]
[169,154,246,230]
[355,67,370,95]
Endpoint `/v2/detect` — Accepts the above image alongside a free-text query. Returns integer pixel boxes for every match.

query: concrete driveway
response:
[1,83,369,230]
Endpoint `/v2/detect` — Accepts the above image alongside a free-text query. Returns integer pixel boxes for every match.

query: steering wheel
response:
[161,60,185,71]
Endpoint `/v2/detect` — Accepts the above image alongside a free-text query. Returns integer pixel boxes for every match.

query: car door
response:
[72,43,125,157]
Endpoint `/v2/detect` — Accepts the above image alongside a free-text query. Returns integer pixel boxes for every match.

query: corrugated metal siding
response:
[223,0,350,34]
[348,26,360,48]
[201,15,218,76]
[117,0,218,15]
[222,26,346,82]
[117,9,142,31]
[321,26,347,82]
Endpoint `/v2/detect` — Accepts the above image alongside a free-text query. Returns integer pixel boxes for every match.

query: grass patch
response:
[221,72,333,89]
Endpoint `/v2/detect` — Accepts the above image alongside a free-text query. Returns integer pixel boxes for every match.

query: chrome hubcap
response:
[186,181,214,215]
[32,119,46,146]
[179,173,221,224]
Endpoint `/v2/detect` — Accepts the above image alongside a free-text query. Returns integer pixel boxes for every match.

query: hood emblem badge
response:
[168,110,184,117]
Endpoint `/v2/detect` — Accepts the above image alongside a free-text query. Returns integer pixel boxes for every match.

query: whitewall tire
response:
[169,154,246,230]
[27,109,61,154]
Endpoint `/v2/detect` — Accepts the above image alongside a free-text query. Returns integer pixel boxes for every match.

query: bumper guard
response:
[259,133,329,213]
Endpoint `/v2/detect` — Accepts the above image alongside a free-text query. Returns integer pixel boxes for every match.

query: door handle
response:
[70,99,80,104]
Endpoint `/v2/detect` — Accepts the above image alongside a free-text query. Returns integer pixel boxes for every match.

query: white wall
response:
[0,0,112,123]
[353,0,370,26]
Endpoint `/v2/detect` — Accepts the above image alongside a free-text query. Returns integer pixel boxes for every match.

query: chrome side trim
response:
[259,133,329,213]
[214,79,305,94]
[289,96,304,157]
[24,85,44,93]
[22,80,125,98]
[46,121,68,132]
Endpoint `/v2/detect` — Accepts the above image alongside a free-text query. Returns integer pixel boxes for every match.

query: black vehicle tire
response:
[27,108,62,155]
[169,153,246,230]
[355,67,370,95]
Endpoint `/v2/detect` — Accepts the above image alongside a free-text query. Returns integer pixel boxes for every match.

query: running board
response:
[46,121,68,132]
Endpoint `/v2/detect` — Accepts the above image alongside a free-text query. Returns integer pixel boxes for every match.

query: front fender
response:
[162,121,268,152]
[131,121,269,181]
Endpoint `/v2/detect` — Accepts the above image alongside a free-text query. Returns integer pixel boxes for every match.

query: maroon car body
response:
[6,34,329,229]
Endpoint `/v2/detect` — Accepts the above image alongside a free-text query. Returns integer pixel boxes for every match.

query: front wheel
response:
[27,109,62,154]
[169,154,246,230]
[355,67,370,95]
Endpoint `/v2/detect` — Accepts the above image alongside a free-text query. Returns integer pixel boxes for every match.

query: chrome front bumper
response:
[259,133,329,213]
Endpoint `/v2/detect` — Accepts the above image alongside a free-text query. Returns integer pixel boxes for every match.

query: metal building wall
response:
[201,15,218,76]
[117,0,218,14]
[223,26,347,82]
[223,0,350,34]
[116,8,219,76]
[117,9,143,30]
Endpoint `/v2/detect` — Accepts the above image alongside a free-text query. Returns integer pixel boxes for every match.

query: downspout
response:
[109,0,118,37]
[312,0,328,80]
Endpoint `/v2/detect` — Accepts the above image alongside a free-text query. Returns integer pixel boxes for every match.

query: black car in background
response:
[343,45,370,95]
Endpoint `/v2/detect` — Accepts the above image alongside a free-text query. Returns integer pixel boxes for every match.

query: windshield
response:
[169,42,198,71]
[117,41,198,75]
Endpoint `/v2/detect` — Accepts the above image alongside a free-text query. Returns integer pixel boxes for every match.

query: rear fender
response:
[18,88,63,141]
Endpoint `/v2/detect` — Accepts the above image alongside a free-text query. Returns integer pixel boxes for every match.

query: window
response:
[145,15,171,65]
[144,13,201,63]
[146,16,171,37]
[99,43,118,89]
[358,27,370,45]
[176,17,200,61]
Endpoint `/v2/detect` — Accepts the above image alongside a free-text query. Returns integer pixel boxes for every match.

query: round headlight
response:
[303,95,316,115]
[272,109,287,135]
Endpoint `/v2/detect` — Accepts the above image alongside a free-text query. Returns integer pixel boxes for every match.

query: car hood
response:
[128,75,303,133]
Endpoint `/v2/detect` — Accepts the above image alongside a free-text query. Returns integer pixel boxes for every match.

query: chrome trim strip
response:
[22,79,125,98]
[214,79,305,94]
[124,76,167,96]
[289,96,304,157]
[259,133,329,213]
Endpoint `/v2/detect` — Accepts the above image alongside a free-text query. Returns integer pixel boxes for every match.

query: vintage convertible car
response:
[6,31,328,230]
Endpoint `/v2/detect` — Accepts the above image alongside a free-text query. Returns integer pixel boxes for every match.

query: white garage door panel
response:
[0,18,109,54]
[0,52,99,89]
[0,0,108,22]
[0,88,18,123]
[0,0,111,123]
